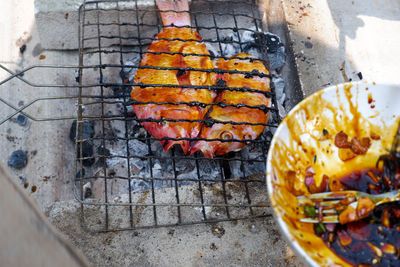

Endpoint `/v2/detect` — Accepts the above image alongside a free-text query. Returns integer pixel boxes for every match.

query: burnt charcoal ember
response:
[76,168,86,178]
[220,35,241,58]
[272,76,286,105]
[112,86,130,98]
[69,120,95,142]
[117,103,134,115]
[129,139,149,156]
[130,178,152,192]
[205,28,286,70]
[130,157,148,172]
[229,159,244,179]
[198,159,221,181]
[176,159,196,176]
[206,43,219,60]
[272,76,287,118]
[242,31,286,70]
[131,166,173,192]
[95,145,111,167]
[78,141,95,167]
[13,114,28,126]
[242,156,266,176]
[120,56,141,83]
[176,157,220,182]
[70,120,96,166]
[8,150,28,169]
[231,146,266,178]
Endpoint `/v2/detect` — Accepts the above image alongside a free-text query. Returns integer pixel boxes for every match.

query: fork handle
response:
[373,189,400,205]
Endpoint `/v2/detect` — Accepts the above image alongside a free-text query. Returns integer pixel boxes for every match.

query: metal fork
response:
[376,118,400,189]
[296,189,400,223]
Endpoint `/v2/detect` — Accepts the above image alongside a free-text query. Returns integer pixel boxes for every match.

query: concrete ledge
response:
[35,0,273,51]
[35,0,155,50]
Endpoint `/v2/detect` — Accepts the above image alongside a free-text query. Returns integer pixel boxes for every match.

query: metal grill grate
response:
[74,0,281,232]
[0,0,285,233]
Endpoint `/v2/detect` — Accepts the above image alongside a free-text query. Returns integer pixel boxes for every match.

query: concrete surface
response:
[1,0,400,266]
[34,0,156,49]
[0,0,305,266]
[281,0,400,96]
[47,189,302,266]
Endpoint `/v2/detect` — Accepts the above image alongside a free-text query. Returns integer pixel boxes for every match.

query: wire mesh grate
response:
[0,0,283,233]
[73,0,281,232]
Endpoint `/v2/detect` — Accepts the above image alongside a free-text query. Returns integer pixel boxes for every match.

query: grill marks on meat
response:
[190,53,271,158]
[131,0,271,157]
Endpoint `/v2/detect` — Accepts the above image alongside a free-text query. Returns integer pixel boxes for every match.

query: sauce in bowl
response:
[267,82,400,266]
[311,168,400,266]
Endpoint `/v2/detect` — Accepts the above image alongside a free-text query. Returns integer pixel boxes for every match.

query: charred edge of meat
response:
[204,119,215,128]
[216,79,227,88]
[176,69,186,77]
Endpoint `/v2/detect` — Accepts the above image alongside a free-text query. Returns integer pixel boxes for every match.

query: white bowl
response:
[266,81,400,266]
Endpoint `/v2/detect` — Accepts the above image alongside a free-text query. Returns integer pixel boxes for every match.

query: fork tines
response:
[296,191,356,201]
[300,216,339,223]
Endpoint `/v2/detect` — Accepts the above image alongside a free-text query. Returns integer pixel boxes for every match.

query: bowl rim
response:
[265,81,400,267]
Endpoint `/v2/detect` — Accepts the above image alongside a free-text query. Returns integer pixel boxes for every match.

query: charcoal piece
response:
[117,103,134,115]
[242,156,266,176]
[272,76,285,105]
[272,76,288,118]
[69,120,95,142]
[8,150,28,169]
[221,35,240,58]
[77,141,95,167]
[176,69,186,77]
[130,179,152,192]
[244,32,286,70]
[112,85,130,98]
[175,159,195,175]
[14,114,28,126]
[205,43,219,59]
[130,157,147,172]
[216,79,227,88]
[120,56,140,82]
[129,139,149,156]
[69,120,95,167]
[70,120,95,166]
[95,145,111,167]
[76,168,86,178]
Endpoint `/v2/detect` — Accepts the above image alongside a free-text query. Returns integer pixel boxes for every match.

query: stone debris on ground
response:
[8,150,28,169]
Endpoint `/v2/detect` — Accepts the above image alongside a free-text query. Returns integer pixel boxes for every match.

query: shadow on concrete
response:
[327,0,400,61]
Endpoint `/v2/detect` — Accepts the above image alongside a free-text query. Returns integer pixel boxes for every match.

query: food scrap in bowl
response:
[303,168,400,266]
